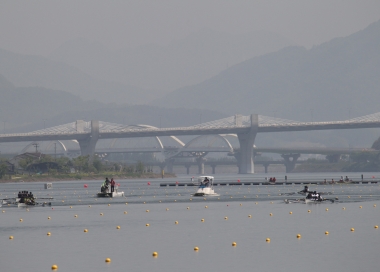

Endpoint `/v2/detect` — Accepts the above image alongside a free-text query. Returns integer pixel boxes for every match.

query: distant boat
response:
[192,176,219,197]
[97,183,124,198]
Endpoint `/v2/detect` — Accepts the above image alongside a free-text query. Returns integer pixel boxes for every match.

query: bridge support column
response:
[237,114,258,174]
[211,164,216,174]
[165,158,175,173]
[196,157,206,175]
[263,163,269,174]
[185,164,191,175]
[281,153,300,173]
[77,120,99,157]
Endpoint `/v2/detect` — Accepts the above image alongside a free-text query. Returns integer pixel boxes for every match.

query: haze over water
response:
[1,173,379,272]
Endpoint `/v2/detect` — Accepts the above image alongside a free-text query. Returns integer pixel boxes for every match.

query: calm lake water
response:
[1,173,379,272]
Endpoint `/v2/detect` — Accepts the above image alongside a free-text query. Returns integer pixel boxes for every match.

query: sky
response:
[0,0,380,56]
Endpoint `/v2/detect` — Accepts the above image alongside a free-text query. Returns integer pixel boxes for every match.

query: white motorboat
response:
[192,176,219,197]
[97,184,124,198]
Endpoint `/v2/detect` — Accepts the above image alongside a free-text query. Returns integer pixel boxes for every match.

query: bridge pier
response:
[165,158,175,173]
[185,164,191,175]
[281,153,300,173]
[263,162,269,173]
[210,164,216,174]
[77,120,99,157]
[237,114,258,174]
[196,157,206,175]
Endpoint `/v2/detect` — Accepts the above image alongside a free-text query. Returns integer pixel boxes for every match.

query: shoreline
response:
[0,173,176,183]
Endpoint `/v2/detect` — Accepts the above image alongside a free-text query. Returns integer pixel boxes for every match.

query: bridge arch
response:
[20,140,68,156]
[185,134,234,152]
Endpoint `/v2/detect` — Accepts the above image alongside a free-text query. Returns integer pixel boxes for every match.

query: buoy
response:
[175,221,179,224]
[124,211,127,214]
[232,242,237,246]
[2,210,5,213]
[108,204,111,206]
[9,236,13,240]
[375,225,378,229]
[47,232,51,236]
[88,205,91,208]
[255,202,258,205]
[266,238,270,242]
[84,229,88,233]
[70,206,72,209]
[359,206,362,209]
[342,207,346,210]
[84,184,88,188]
[325,208,328,211]
[224,217,228,220]
[289,212,293,214]
[152,252,158,257]
[350,228,355,232]
[166,208,169,211]
[48,217,51,220]
[374,204,376,207]
[62,200,64,203]
[348,196,350,198]
[19,219,23,222]
[51,264,58,270]
[146,223,150,227]
[194,247,199,251]
[187,207,190,210]
[248,215,252,218]
[240,203,242,206]
[146,210,150,212]
[147,182,151,185]
[269,213,273,216]
[325,231,329,235]
[201,219,205,222]
[296,234,301,239]
[308,210,311,213]
[270,202,273,204]
[125,203,128,205]
[105,258,111,263]
[205,206,208,209]
[74,215,78,218]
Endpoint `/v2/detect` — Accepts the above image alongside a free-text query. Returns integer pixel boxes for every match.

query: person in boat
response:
[345,176,350,182]
[273,177,276,182]
[301,186,309,193]
[203,177,210,186]
[269,177,273,182]
[339,176,344,183]
[331,179,335,184]
[110,178,116,192]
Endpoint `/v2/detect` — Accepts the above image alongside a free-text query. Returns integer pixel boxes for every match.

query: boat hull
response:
[97,191,125,198]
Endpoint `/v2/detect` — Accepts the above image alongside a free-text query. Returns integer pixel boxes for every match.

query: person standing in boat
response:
[110,178,116,192]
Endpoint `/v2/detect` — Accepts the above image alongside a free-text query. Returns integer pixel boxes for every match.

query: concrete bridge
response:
[0,112,379,174]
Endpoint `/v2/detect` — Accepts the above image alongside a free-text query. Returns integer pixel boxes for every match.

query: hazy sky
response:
[1,0,379,56]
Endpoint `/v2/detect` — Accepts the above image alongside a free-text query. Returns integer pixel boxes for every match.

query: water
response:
[1,173,379,271]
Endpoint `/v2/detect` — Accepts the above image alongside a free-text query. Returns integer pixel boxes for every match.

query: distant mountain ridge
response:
[154,20,380,122]
[48,29,294,91]
[0,48,156,104]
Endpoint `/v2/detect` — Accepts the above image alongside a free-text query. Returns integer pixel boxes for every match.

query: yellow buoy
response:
[108,204,111,206]
[296,234,301,239]
[224,217,228,220]
[152,252,158,257]
[325,231,329,235]
[359,206,362,209]
[48,217,51,220]
[190,198,192,201]
[342,207,346,210]
[266,238,270,242]
[325,208,328,211]
[374,225,378,229]
[116,226,120,229]
[146,223,150,227]
[124,211,127,214]
[269,213,273,216]
[166,208,169,211]
[248,215,252,218]
[84,229,88,233]
[105,258,111,263]
[175,221,179,224]
[289,212,293,214]
[100,213,103,216]
[255,202,258,205]
[187,207,190,210]
[232,242,237,246]
[70,206,72,209]
[146,210,149,212]
[240,204,242,206]
[308,210,311,213]
[270,202,273,204]
[51,264,58,270]
[125,202,128,205]
[9,236,13,240]
[74,215,78,218]
[201,219,205,222]
[374,204,377,207]
[47,232,51,236]
[19,219,23,222]
[194,247,199,251]
[88,205,91,208]
[205,206,208,208]
[350,228,355,232]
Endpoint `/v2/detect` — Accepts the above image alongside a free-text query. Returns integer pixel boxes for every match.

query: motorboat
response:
[192,176,219,197]
[97,184,124,198]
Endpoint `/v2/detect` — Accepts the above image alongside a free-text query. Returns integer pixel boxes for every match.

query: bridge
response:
[0,112,379,174]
